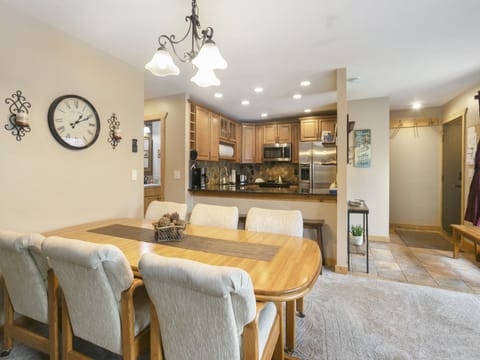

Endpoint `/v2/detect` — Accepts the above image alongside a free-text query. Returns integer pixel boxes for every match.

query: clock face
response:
[48,95,100,150]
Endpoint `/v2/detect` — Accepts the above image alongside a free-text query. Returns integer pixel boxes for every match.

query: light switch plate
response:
[131,169,137,181]
[174,170,181,179]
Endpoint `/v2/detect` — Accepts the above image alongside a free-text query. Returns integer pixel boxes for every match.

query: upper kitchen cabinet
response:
[255,126,264,163]
[241,125,256,163]
[300,115,336,143]
[191,104,219,161]
[220,117,238,143]
[264,123,292,144]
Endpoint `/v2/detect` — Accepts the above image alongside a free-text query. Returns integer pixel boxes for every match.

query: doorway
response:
[442,116,463,233]
[143,113,167,214]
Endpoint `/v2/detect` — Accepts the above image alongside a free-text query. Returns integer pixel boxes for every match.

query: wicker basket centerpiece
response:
[152,212,187,242]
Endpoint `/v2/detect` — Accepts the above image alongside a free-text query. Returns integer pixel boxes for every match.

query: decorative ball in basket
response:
[152,212,187,242]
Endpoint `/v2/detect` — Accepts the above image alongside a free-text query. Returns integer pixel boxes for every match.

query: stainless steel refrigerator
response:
[299,142,336,193]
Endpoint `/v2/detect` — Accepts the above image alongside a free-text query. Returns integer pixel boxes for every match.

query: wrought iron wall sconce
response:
[107,113,122,149]
[4,90,31,141]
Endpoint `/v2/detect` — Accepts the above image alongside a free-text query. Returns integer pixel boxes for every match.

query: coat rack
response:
[389,117,439,129]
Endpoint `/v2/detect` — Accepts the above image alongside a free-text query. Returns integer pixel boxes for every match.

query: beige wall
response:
[0,4,144,232]
[347,97,390,239]
[389,107,443,226]
[144,94,189,203]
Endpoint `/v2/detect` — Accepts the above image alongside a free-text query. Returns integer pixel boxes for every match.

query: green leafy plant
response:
[351,225,363,236]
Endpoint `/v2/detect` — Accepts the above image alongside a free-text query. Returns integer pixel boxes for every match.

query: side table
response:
[347,204,369,273]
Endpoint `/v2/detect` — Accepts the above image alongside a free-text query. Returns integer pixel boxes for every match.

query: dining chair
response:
[245,207,305,351]
[42,236,150,360]
[0,230,59,359]
[145,200,188,221]
[138,253,281,360]
[189,203,239,229]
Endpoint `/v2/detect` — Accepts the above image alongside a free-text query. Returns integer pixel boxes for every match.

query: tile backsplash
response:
[193,160,299,184]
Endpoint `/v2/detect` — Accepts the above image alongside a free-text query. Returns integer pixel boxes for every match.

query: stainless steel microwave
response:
[263,143,291,162]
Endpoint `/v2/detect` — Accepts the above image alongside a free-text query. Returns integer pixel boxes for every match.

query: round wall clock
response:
[48,95,100,150]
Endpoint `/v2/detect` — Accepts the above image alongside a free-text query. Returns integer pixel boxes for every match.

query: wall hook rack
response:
[107,113,122,149]
[4,90,31,141]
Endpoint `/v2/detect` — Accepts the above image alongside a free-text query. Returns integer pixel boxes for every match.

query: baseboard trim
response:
[370,235,390,242]
[334,265,348,274]
[390,223,442,232]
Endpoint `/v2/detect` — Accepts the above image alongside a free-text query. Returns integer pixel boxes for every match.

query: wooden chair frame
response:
[1,270,59,360]
[60,278,149,360]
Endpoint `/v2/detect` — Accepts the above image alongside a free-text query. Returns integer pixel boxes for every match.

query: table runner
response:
[88,224,279,261]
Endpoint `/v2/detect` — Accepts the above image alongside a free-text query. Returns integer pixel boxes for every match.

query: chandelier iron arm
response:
[156,0,214,63]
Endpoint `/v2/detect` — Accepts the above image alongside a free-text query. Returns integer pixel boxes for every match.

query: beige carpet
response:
[396,229,453,251]
[292,270,480,360]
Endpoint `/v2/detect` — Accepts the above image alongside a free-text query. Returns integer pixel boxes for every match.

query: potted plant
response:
[350,224,363,246]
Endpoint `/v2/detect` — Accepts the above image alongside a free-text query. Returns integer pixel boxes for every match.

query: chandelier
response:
[145,0,227,87]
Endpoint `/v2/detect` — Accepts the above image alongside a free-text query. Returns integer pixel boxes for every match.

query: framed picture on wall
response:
[354,129,371,168]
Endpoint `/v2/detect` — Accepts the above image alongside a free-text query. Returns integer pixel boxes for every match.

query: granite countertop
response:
[189,183,337,197]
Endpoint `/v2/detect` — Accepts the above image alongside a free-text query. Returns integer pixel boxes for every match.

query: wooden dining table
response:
[45,218,322,359]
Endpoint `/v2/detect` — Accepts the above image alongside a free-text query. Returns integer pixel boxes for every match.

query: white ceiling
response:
[4,0,480,121]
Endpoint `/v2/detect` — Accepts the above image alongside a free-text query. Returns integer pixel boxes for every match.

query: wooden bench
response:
[450,224,480,261]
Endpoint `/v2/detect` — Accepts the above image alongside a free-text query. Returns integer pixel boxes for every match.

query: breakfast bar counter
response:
[189,184,337,202]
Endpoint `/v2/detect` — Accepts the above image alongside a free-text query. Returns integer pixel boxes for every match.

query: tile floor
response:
[349,229,480,294]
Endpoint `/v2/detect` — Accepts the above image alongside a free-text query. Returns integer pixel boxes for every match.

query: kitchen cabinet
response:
[144,186,163,214]
[194,105,219,161]
[300,116,336,142]
[241,125,256,163]
[255,126,264,163]
[220,117,238,143]
[291,123,299,163]
[264,123,292,144]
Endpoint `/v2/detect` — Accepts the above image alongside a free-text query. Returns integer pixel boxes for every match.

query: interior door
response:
[442,117,463,233]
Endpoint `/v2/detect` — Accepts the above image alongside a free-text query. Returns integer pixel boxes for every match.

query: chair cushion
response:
[245,207,303,236]
[190,203,239,229]
[0,230,49,323]
[145,200,188,221]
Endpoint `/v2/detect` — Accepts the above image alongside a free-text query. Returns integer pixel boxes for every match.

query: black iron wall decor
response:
[4,90,31,141]
[475,90,480,117]
[107,113,122,149]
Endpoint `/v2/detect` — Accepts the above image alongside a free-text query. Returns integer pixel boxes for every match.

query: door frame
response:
[145,112,167,200]
[441,110,466,230]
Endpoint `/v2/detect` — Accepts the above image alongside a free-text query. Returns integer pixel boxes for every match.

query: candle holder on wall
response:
[107,113,122,149]
[4,90,31,141]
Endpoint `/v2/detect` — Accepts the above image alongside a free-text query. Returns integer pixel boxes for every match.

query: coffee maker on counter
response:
[191,167,208,189]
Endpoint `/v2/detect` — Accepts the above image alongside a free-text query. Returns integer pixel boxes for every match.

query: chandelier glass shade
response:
[145,0,227,87]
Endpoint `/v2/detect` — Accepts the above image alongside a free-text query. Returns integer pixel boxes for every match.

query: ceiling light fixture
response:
[412,102,422,110]
[145,0,227,87]
[261,113,268,118]
[214,93,223,98]
[241,100,250,105]
[293,94,302,99]
[300,81,311,87]
[304,109,312,113]
[254,87,263,93]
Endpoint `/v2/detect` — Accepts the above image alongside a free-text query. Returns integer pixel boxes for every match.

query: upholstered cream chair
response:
[42,237,150,360]
[189,203,239,229]
[145,200,188,221]
[139,253,281,360]
[0,230,59,359]
[245,207,305,351]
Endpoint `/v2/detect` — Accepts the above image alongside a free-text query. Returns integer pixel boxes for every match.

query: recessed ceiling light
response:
[293,94,302,99]
[241,100,250,106]
[304,109,312,113]
[214,93,223,98]
[412,102,422,110]
[261,113,268,118]
[254,87,263,93]
[300,81,311,87]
